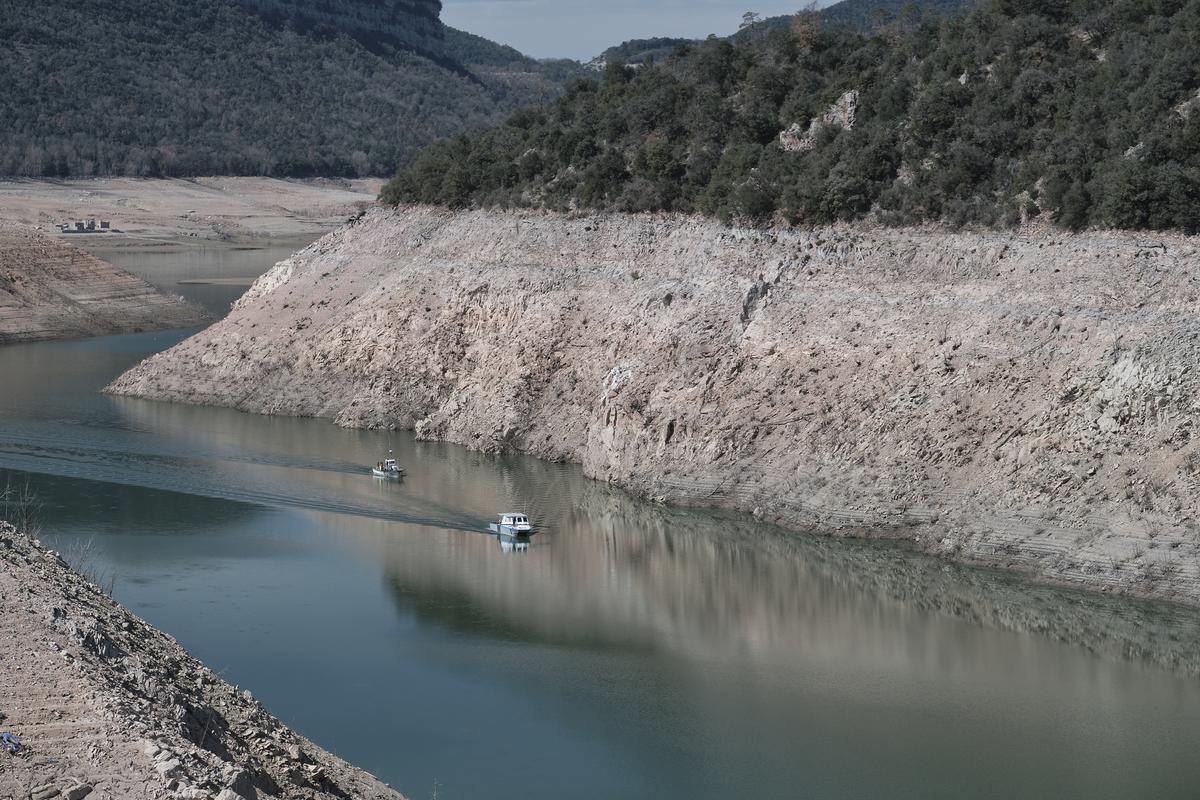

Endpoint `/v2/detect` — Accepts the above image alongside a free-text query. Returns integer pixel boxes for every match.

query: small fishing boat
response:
[372,453,405,479]
[488,513,534,536]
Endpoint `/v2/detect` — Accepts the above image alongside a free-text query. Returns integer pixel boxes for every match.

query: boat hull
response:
[489,523,533,536]
[372,468,404,479]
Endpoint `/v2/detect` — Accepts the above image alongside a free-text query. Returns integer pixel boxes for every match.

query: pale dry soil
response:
[0,523,404,800]
[0,179,382,246]
[0,226,206,345]
[109,206,1200,605]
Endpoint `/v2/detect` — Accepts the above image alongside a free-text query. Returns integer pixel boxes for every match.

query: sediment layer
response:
[108,206,1200,604]
[0,521,404,800]
[0,226,206,344]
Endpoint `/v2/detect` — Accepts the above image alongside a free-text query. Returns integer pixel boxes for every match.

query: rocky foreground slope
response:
[109,207,1200,604]
[0,522,404,800]
[0,226,205,344]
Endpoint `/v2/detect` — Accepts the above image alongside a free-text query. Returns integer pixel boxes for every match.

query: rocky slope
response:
[109,206,1200,605]
[0,521,404,800]
[0,226,206,344]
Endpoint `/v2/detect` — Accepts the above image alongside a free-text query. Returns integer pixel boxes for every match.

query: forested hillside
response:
[383,0,1200,233]
[237,0,443,56]
[0,0,573,178]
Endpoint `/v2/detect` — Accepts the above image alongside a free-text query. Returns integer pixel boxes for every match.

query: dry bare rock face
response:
[779,89,859,152]
[109,206,1200,604]
[0,522,404,800]
[0,226,206,344]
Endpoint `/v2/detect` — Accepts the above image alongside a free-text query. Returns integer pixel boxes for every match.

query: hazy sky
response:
[441,1,834,60]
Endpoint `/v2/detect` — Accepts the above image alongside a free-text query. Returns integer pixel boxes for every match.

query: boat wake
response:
[0,421,483,535]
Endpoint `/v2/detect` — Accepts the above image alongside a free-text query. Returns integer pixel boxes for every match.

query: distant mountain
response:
[592,1,974,68]
[590,38,698,69]
[442,27,585,83]
[732,0,974,42]
[0,0,578,178]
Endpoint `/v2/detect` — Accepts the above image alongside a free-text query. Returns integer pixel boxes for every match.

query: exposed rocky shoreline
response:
[0,226,206,344]
[0,521,404,800]
[108,206,1200,605]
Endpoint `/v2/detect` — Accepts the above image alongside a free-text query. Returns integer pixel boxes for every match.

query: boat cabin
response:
[372,456,403,477]
[499,513,532,532]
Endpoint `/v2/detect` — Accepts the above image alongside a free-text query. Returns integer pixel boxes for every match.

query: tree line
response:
[383,0,1200,233]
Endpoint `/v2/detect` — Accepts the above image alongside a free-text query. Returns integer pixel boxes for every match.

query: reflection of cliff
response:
[372,481,1200,678]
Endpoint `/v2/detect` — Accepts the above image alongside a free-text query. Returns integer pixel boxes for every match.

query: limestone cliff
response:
[0,226,206,344]
[108,207,1200,604]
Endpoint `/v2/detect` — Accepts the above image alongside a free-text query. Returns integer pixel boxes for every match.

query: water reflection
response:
[498,533,533,553]
[2,274,1200,797]
[2,469,257,537]
[83,242,310,316]
[7,331,1197,680]
[345,480,1200,677]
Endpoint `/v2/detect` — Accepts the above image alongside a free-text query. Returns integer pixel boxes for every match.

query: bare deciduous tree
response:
[1,477,43,538]
[791,2,821,50]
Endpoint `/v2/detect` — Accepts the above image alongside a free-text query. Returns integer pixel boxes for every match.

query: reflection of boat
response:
[498,534,531,554]
[372,453,405,479]
[488,513,533,536]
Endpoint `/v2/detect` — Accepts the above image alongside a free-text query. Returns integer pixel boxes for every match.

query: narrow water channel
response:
[2,244,1198,799]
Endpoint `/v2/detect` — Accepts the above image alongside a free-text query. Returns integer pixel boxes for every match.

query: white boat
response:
[372,454,405,479]
[488,513,534,536]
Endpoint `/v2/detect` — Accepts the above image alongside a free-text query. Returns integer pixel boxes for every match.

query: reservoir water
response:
[2,244,1200,799]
